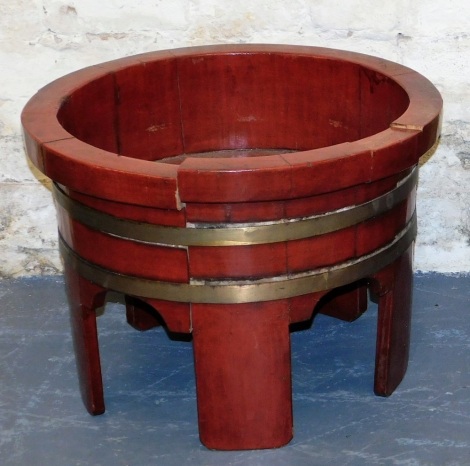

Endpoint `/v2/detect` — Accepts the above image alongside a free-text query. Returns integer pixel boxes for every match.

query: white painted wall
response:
[1,0,469,276]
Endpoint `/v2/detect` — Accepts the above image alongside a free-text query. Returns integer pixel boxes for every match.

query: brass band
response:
[59,212,416,304]
[53,167,417,247]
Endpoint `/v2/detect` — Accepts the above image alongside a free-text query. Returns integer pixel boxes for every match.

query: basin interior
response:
[57,52,410,163]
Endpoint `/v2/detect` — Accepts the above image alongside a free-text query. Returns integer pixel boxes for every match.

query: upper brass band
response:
[59,212,416,304]
[53,167,417,247]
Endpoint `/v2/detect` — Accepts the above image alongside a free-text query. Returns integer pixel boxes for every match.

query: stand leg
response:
[64,263,107,414]
[317,281,368,322]
[191,301,293,450]
[125,296,161,331]
[373,246,413,396]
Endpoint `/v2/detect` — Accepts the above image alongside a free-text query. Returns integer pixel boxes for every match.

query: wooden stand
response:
[63,244,414,450]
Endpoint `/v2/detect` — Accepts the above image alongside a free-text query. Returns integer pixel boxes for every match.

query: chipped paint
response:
[146,123,166,132]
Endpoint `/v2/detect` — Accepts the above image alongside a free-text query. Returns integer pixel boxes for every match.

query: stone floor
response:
[0,274,469,465]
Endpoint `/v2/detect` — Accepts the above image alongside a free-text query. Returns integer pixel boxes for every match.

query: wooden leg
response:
[373,245,413,396]
[64,263,107,415]
[125,296,161,331]
[191,301,293,450]
[316,281,368,322]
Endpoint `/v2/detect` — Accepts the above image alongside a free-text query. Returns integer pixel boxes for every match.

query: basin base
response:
[63,245,412,450]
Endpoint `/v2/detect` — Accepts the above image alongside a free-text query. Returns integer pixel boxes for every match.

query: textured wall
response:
[1,0,469,276]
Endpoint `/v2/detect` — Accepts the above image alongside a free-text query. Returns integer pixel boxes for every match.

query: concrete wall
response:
[1,0,469,276]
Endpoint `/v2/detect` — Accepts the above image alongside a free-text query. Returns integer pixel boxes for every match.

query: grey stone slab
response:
[0,274,469,465]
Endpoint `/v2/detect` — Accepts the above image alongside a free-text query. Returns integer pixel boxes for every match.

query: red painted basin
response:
[22,45,442,451]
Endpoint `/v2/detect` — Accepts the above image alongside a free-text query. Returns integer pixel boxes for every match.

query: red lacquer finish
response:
[22,44,442,450]
[63,262,107,415]
[192,301,293,450]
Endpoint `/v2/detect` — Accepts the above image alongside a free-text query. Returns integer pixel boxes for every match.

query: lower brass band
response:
[59,212,416,304]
